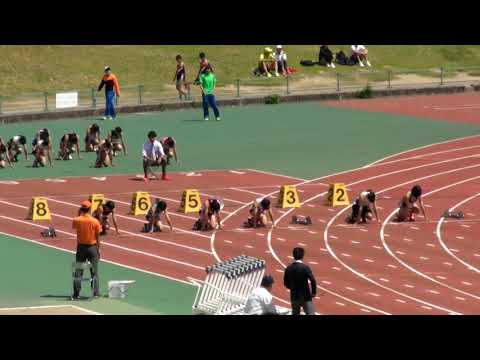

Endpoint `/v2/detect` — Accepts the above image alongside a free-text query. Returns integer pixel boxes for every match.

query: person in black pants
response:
[284,247,317,315]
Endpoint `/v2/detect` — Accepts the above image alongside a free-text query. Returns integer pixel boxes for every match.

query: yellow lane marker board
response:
[130,192,152,216]
[89,194,105,214]
[179,189,201,213]
[324,183,349,206]
[27,197,52,221]
[277,185,300,208]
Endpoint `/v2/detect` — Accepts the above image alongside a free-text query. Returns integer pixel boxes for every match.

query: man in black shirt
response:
[284,247,317,315]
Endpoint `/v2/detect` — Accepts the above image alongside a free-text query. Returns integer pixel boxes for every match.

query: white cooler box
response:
[108,280,136,299]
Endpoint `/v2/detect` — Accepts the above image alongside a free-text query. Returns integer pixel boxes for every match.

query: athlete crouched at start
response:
[0,138,13,168]
[346,190,379,224]
[108,127,127,156]
[58,133,81,160]
[93,200,119,235]
[85,123,101,152]
[144,199,173,233]
[396,185,428,222]
[7,135,28,162]
[33,139,53,167]
[245,198,275,228]
[193,198,223,231]
[94,139,114,168]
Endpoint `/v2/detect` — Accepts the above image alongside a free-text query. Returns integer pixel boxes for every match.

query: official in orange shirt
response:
[98,66,120,121]
[72,200,102,299]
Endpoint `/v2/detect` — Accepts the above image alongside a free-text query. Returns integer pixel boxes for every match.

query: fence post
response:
[44,92,48,112]
[91,88,96,109]
[387,70,392,89]
[440,67,444,86]
[236,79,240,98]
[336,73,340,92]
[138,85,144,105]
[286,75,290,95]
[0,96,3,115]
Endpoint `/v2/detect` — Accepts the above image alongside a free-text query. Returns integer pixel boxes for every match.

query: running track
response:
[1,134,480,314]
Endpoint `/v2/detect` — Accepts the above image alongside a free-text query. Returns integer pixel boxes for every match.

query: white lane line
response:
[276,269,284,273]
[0,200,212,255]
[320,248,328,252]
[318,219,326,223]
[307,204,315,207]
[456,297,466,301]
[298,242,307,247]
[427,290,440,295]
[351,240,360,244]
[404,284,415,288]
[330,235,338,239]
[450,249,460,253]
[404,238,413,242]
[379,278,389,283]
[335,302,346,306]
[244,245,254,249]
[368,292,381,297]
[467,213,475,216]
[387,264,397,269]
[308,231,317,234]
[256,233,265,237]
[384,233,390,237]
[341,253,351,257]
[461,225,471,228]
[359,228,369,232]
[372,245,382,250]
[308,261,318,265]
[422,305,432,310]
[0,216,204,270]
[426,243,436,247]
[456,236,465,240]
[462,281,472,286]
[410,226,420,230]
[396,251,406,255]
[364,259,374,263]
[360,308,371,313]
[332,267,341,271]
[246,168,309,182]
[436,276,447,280]
[321,280,331,285]
[287,256,294,259]
[346,287,356,291]
[265,250,270,254]
[224,240,232,244]
[420,256,430,261]
[475,254,480,257]
[443,262,453,266]
[328,208,335,212]
[395,299,406,304]
[277,237,286,242]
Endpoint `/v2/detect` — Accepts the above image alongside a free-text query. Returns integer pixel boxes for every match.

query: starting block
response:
[88,194,105,214]
[141,223,161,233]
[443,210,464,219]
[179,189,201,213]
[277,185,300,208]
[41,227,57,238]
[291,215,312,225]
[27,197,52,221]
[324,183,349,207]
[130,192,151,216]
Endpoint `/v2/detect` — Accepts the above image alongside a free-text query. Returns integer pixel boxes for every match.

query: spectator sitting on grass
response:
[319,45,335,68]
[274,45,290,76]
[253,47,276,78]
[351,45,371,67]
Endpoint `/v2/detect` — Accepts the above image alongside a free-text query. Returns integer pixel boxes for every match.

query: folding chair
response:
[71,261,97,300]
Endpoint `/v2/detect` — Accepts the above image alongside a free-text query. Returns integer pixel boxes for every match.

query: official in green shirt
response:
[199,68,221,121]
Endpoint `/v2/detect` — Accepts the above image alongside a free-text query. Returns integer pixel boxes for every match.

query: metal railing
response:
[1,67,479,115]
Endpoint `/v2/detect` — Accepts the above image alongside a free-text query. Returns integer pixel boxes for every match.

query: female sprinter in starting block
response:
[396,185,428,222]
[93,200,119,235]
[346,189,379,224]
[244,198,275,228]
[144,199,173,233]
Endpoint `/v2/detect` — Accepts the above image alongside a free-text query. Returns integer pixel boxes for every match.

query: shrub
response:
[265,94,281,104]
[355,83,373,99]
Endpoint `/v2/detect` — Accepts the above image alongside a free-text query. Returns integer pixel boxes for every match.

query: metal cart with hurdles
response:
[190,255,289,315]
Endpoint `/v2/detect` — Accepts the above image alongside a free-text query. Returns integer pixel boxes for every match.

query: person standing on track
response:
[346,189,379,224]
[396,185,428,222]
[142,130,169,182]
[72,200,102,299]
[283,247,317,315]
[199,67,221,121]
[98,66,120,121]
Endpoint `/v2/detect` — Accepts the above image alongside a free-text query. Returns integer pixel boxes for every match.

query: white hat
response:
[276,45,283,49]
[104,66,111,71]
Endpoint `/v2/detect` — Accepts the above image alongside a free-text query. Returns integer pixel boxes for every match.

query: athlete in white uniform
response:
[347,190,379,224]
[396,185,427,222]
[7,135,28,162]
[245,197,275,228]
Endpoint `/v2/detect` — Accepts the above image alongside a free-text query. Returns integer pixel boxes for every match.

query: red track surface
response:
[2,93,480,314]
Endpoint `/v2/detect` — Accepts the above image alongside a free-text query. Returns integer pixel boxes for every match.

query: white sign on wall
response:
[56,92,78,109]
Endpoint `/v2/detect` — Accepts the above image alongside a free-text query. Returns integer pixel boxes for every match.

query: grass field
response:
[1,45,480,96]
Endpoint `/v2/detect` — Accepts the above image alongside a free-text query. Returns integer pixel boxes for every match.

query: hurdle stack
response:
[192,255,266,315]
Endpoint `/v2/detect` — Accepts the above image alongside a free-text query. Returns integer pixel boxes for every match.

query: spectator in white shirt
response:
[351,45,371,67]
[142,130,166,182]
[274,45,290,76]
[244,275,278,315]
